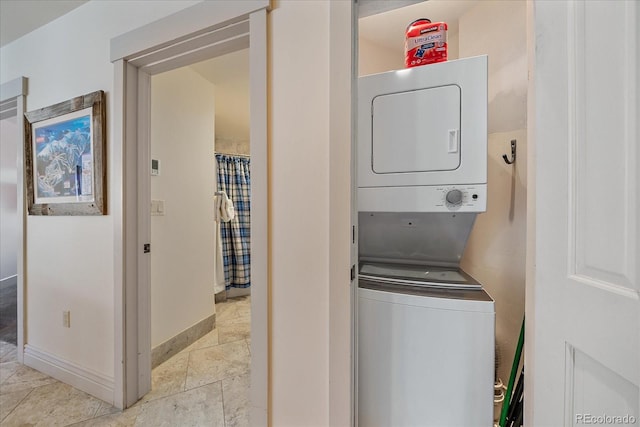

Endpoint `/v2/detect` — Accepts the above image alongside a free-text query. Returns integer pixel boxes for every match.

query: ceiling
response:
[1,0,478,51]
[190,48,250,140]
[0,0,88,47]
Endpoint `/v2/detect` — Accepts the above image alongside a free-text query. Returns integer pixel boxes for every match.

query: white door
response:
[530,1,639,426]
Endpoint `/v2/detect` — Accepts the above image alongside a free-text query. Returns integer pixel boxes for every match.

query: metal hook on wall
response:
[503,139,517,165]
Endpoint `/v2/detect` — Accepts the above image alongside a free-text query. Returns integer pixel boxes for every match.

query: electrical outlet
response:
[63,311,71,328]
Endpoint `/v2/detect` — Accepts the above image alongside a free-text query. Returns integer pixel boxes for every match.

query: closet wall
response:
[458,0,527,384]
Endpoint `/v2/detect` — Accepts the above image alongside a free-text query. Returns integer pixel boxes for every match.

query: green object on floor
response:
[500,317,525,427]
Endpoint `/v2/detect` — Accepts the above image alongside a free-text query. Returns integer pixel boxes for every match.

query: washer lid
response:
[359,262,481,290]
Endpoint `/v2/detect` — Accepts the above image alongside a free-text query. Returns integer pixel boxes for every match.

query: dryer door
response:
[357,55,487,195]
[372,84,461,174]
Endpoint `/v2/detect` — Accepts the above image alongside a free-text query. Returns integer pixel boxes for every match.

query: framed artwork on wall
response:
[24,90,106,215]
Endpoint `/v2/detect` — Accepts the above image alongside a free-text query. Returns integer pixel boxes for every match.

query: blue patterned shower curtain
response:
[216,154,251,289]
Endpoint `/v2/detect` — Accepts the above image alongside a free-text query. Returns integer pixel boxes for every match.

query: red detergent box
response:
[405,19,448,68]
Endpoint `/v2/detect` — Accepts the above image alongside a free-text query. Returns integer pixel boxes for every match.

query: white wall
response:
[448,29,459,60]
[460,130,527,384]
[458,0,527,384]
[0,0,200,382]
[1,1,353,422]
[0,116,18,281]
[270,1,331,424]
[150,67,216,348]
[358,36,404,76]
[459,0,527,134]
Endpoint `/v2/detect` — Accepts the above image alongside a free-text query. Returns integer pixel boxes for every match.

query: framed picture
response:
[24,90,106,215]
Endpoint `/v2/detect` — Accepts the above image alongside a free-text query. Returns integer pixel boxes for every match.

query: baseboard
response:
[151,313,215,368]
[23,344,114,405]
[214,291,227,303]
[225,287,251,299]
[0,275,17,290]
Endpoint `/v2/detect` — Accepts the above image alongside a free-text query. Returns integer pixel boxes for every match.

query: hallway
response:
[0,279,16,345]
[0,296,251,426]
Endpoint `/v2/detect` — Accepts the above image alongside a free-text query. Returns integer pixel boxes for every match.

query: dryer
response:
[358,55,487,213]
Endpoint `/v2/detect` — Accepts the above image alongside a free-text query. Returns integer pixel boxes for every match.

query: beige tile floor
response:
[0,296,251,427]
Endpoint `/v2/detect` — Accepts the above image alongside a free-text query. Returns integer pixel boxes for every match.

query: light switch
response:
[63,311,71,328]
[151,200,165,216]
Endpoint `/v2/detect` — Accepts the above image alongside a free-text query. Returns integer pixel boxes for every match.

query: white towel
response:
[213,192,235,294]
[214,192,235,222]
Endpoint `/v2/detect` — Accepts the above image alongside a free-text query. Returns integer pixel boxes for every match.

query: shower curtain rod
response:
[215,152,250,159]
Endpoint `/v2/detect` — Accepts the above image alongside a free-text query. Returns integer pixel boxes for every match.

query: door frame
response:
[110,3,269,423]
[0,76,28,363]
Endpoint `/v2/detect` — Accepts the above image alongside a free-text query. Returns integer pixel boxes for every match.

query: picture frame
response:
[24,90,106,215]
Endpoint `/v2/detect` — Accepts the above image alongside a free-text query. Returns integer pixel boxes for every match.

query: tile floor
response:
[0,296,251,427]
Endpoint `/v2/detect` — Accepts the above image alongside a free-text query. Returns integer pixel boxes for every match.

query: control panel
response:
[439,186,483,211]
[359,184,486,213]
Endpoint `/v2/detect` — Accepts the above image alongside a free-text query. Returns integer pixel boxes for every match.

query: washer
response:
[357,263,494,427]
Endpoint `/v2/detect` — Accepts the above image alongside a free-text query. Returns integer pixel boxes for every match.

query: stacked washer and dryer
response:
[357,55,495,426]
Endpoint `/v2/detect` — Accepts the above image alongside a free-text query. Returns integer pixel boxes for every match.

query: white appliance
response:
[358,273,494,427]
[358,55,487,213]
[357,56,494,427]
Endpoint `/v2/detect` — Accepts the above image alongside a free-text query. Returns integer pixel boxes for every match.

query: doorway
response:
[110,3,268,422]
[0,114,19,346]
[356,1,528,424]
[0,77,27,364]
[139,50,252,423]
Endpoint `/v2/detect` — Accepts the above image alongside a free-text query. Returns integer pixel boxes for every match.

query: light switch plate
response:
[151,200,165,216]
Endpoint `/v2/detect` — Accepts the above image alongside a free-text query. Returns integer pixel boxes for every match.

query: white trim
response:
[248,9,268,427]
[141,34,249,76]
[123,61,141,408]
[111,1,270,413]
[524,0,536,424]
[0,76,27,365]
[563,344,576,427]
[0,98,18,120]
[110,0,268,62]
[129,19,249,68]
[111,59,126,409]
[356,0,422,18]
[329,1,355,426]
[24,344,115,404]
[0,77,27,102]
[137,69,152,398]
[351,4,360,426]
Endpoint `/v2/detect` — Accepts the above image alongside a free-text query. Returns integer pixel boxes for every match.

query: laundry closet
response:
[356,1,527,425]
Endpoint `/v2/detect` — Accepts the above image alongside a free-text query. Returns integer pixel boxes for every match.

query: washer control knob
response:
[446,189,463,205]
